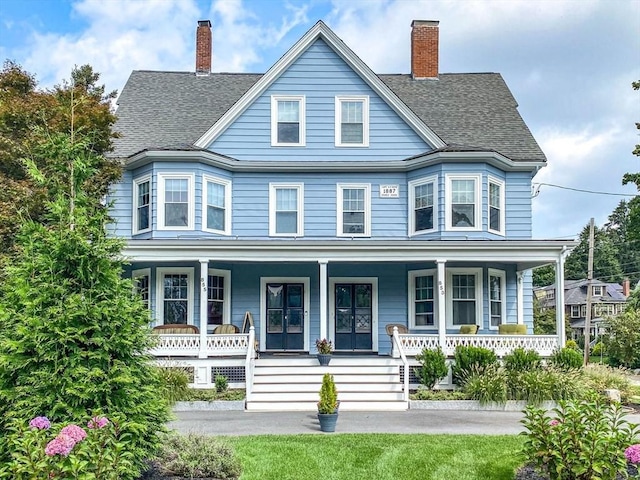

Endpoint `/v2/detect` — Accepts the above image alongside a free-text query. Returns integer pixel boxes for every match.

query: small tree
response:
[317,373,338,414]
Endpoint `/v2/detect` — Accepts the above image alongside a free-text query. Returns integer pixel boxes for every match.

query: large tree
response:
[622,80,640,242]
[604,200,640,286]
[564,224,623,282]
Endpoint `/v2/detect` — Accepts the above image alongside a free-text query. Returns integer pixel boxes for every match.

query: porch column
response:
[319,260,328,341]
[555,253,567,348]
[436,259,447,352]
[198,259,209,359]
[516,271,524,325]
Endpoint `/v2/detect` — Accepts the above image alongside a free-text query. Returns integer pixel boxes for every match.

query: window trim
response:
[269,183,304,237]
[157,173,195,231]
[593,285,603,296]
[487,176,506,236]
[408,176,438,235]
[207,268,231,333]
[570,305,580,318]
[203,175,231,235]
[132,268,152,313]
[132,175,151,234]
[271,95,306,147]
[408,269,437,330]
[337,183,371,237]
[445,174,481,232]
[156,267,194,326]
[334,95,369,147]
[446,268,483,329]
[488,269,506,330]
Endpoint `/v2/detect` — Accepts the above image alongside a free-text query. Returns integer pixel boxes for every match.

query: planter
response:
[318,412,338,432]
[317,353,332,366]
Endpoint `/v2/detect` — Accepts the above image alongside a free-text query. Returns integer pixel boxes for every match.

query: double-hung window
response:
[489,269,506,329]
[207,269,230,331]
[408,177,437,234]
[203,176,231,235]
[488,177,505,235]
[158,174,194,230]
[133,176,151,234]
[571,305,580,318]
[337,184,370,237]
[335,96,369,146]
[446,174,480,231]
[409,270,436,328]
[157,268,193,325]
[269,183,304,236]
[132,268,151,311]
[271,95,305,146]
[447,268,482,328]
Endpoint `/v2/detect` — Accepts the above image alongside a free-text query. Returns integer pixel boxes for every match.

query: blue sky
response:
[1,0,639,240]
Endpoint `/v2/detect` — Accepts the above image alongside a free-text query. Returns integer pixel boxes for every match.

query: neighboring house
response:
[108,20,575,409]
[535,279,630,340]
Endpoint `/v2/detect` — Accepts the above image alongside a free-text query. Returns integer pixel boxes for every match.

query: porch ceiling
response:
[123,239,575,270]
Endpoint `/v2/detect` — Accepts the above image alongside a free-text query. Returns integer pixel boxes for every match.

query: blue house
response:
[109,20,574,409]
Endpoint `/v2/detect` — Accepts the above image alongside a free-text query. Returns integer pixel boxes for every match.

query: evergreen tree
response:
[564,224,623,282]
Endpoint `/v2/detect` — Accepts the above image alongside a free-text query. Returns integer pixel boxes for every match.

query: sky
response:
[1,0,639,240]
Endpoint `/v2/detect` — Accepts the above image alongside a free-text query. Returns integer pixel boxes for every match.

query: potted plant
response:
[315,338,333,366]
[317,373,339,432]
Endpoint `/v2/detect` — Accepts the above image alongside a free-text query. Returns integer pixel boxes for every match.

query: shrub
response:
[155,433,241,479]
[317,373,338,414]
[156,366,190,405]
[507,367,583,404]
[549,347,583,370]
[215,372,229,393]
[414,347,448,389]
[591,341,605,357]
[503,348,542,372]
[179,388,245,402]
[451,345,497,386]
[604,309,640,369]
[462,365,507,405]
[581,364,632,402]
[521,394,639,479]
[565,339,580,351]
[411,388,471,400]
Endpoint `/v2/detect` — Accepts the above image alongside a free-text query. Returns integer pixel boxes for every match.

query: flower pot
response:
[317,353,332,366]
[318,412,338,432]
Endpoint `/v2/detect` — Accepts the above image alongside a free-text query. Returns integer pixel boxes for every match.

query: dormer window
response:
[335,96,369,146]
[271,95,305,146]
[593,285,603,296]
[547,289,555,300]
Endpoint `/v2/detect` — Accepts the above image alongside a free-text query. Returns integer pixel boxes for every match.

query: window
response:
[271,95,305,146]
[571,305,580,318]
[409,270,436,328]
[133,176,151,234]
[593,285,603,296]
[337,184,371,237]
[445,174,480,231]
[335,96,369,146]
[409,177,437,235]
[203,176,231,235]
[207,269,230,331]
[447,268,482,328]
[132,268,151,311]
[156,268,193,325]
[489,270,506,329]
[158,174,194,230]
[269,183,304,236]
[488,177,505,235]
[547,289,555,301]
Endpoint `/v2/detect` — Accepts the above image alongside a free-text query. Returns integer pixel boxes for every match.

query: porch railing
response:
[245,326,256,400]
[391,326,410,402]
[150,333,251,357]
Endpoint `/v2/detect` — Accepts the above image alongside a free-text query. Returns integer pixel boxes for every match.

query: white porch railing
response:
[245,327,256,401]
[399,334,559,357]
[391,326,410,402]
[150,333,250,357]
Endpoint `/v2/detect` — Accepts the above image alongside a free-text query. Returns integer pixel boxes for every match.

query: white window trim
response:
[203,175,232,235]
[334,95,369,147]
[487,176,506,236]
[408,269,437,330]
[488,269,506,331]
[446,268,483,329]
[207,268,231,333]
[593,285,603,296]
[570,305,580,318]
[132,175,151,235]
[156,267,194,326]
[132,268,152,320]
[269,183,304,237]
[445,174,481,232]
[337,183,371,237]
[408,176,438,236]
[271,95,306,147]
[157,173,195,231]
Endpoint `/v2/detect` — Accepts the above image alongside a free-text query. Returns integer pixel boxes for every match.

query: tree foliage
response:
[604,309,640,369]
[564,224,623,282]
[622,80,640,243]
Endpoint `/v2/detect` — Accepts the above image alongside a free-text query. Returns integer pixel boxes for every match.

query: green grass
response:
[228,434,525,480]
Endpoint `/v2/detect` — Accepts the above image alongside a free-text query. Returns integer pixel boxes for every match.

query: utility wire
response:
[533,182,638,197]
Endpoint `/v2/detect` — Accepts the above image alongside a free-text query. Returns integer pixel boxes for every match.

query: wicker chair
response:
[385,323,408,338]
[213,324,240,334]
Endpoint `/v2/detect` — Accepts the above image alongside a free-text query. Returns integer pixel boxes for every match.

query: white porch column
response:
[436,259,447,352]
[516,271,524,325]
[319,260,328,341]
[556,253,567,348]
[198,259,209,359]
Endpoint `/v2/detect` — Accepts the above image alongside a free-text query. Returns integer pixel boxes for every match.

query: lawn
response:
[229,434,525,480]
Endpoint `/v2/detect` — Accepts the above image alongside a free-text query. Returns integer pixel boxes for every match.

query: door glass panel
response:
[267,284,283,308]
[267,310,283,333]
[287,285,303,308]
[336,309,352,332]
[355,309,371,332]
[287,309,303,333]
[355,285,371,307]
[336,285,352,308]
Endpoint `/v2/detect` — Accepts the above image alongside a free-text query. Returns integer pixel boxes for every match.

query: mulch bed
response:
[515,464,639,480]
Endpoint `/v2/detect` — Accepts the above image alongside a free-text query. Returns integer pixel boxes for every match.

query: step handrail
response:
[245,326,256,400]
[392,326,410,403]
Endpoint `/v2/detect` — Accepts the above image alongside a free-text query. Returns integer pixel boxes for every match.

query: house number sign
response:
[379,185,399,198]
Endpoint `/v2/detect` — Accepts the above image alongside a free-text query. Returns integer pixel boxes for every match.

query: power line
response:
[533,182,638,197]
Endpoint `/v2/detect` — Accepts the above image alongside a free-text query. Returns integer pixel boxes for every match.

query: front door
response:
[334,283,373,350]
[265,283,304,350]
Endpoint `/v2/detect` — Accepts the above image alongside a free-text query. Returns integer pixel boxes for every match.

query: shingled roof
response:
[111,69,546,163]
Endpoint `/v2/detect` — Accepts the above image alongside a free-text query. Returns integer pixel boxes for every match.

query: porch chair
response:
[212,324,240,334]
[385,323,408,339]
[498,324,527,335]
[151,324,199,334]
[459,325,479,334]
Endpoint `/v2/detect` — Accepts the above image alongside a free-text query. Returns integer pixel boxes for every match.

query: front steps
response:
[246,356,408,411]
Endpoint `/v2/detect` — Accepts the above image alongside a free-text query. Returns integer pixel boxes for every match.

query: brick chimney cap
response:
[411,20,439,27]
[198,20,211,27]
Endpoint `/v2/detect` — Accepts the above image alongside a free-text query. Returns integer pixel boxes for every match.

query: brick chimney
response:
[196,20,212,75]
[622,278,630,297]
[411,20,439,79]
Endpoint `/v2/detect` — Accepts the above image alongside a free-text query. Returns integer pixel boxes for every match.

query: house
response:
[534,279,629,340]
[108,20,575,410]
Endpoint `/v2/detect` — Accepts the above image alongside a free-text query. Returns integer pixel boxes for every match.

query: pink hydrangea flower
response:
[625,444,640,464]
[87,416,109,429]
[44,434,76,457]
[549,419,561,426]
[59,424,87,443]
[29,416,51,430]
